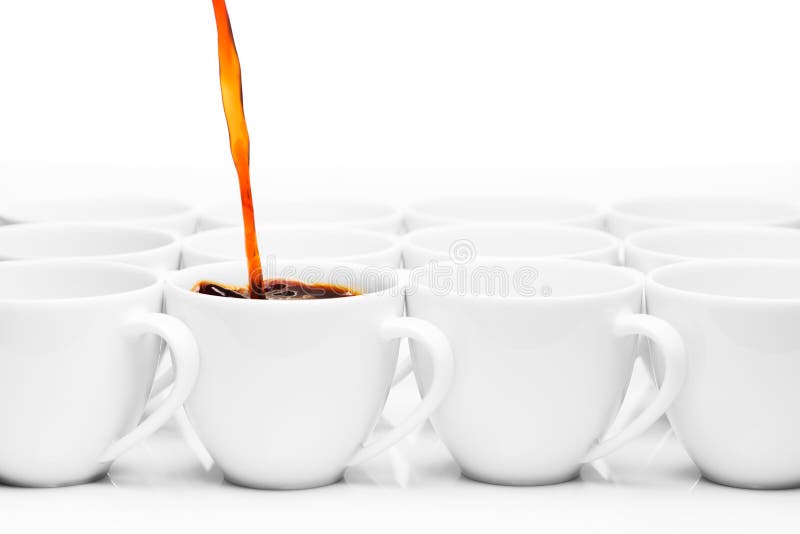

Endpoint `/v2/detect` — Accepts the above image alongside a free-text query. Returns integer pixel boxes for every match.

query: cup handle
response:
[347,317,454,466]
[582,314,686,463]
[99,313,200,463]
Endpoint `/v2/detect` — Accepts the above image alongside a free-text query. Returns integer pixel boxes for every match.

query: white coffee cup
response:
[607,196,800,238]
[625,225,800,273]
[646,259,800,489]
[0,260,199,487]
[182,225,401,268]
[404,196,605,231]
[403,223,621,269]
[0,222,181,271]
[165,261,453,489]
[198,200,404,234]
[0,196,198,236]
[406,259,686,486]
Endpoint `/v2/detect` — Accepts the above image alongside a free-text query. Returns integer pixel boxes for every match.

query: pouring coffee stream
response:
[206,0,359,301]
[211,0,264,299]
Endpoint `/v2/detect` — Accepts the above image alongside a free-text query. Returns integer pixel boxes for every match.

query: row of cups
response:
[4,194,800,236]
[8,217,800,273]
[3,194,800,491]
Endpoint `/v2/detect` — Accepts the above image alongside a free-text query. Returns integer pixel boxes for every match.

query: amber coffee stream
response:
[204,0,356,300]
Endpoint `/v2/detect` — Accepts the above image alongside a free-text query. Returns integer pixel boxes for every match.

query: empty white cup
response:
[0,222,181,272]
[182,225,401,268]
[647,259,800,489]
[0,260,199,487]
[607,196,800,238]
[0,196,198,236]
[406,259,686,485]
[403,223,620,269]
[404,196,605,231]
[198,200,404,234]
[625,225,800,273]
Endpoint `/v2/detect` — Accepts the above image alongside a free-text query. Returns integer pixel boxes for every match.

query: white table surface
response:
[4,360,799,534]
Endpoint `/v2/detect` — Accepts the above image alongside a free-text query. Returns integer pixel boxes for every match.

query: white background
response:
[2,0,800,207]
[2,2,800,532]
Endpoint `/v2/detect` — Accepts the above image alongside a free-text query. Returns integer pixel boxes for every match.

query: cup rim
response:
[0,259,161,306]
[0,222,180,261]
[0,195,197,226]
[403,222,620,262]
[609,195,800,228]
[647,258,800,305]
[405,195,604,227]
[198,199,403,229]
[167,260,401,307]
[410,258,643,302]
[625,223,800,266]
[182,224,401,264]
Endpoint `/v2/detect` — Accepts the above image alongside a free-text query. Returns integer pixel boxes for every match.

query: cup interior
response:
[413,259,641,299]
[408,196,598,224]
[649,259,800,300]
[0,223,176,259]
[184,225,396,261]
[170,261,400,297]
[627,226,800,261]
[0,196,193,224]
[0,260,158,300]
[406,223,617,259]
[613,196,800,225]
[203,200,399,225]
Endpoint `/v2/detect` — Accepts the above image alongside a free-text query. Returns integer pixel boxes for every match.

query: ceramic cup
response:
[625,225,800,273]
[0,196,198,236]
[624,224,800,386]
[393,223,621,384]
[406,259,686,486]
[404,196,605,231]
[0,222,181,271]
[646,259,800,489]
[182,225,402,268]
[607,196,800,238]
[165,261,453,490]
[403,223,621,269]
[198,199,404,234]
[0,260,199,487]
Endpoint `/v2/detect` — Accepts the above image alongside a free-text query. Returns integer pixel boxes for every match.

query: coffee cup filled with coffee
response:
[165,260,453,489]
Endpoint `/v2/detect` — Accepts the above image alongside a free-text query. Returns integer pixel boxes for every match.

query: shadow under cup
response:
[164,261,453,490]
[646,259,800,489]
[406,259,686,486]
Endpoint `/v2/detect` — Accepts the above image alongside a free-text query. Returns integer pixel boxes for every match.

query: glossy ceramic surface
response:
[404,196,605,231]
[0,260,198,487]
[0,222,181,271]
[403,223,620,268]
[647,259,800,489]
[182,224,401,268]
[165,261,453,489]
[607,196,800,237]
[0,196,198,236]
[406,259,686,485]
[624,224,800,273]
[198,199,404,234]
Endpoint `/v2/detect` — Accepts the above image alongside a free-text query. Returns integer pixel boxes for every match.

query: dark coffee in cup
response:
[193,279,360,300]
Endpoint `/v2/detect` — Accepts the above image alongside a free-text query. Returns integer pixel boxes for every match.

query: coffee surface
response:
[193,279,360,300]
